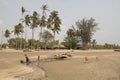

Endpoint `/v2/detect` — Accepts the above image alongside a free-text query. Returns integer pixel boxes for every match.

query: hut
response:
[52,44,65,49]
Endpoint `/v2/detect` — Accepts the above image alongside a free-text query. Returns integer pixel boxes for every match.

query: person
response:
[24,54,30,65]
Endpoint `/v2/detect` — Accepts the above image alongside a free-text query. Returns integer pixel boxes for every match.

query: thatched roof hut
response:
[52,44,65,49]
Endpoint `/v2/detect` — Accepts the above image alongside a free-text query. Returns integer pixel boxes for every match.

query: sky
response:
[0,0,120,45]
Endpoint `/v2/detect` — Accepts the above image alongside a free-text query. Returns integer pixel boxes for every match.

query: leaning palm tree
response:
[49,10,61,40]
[24,14,31,37]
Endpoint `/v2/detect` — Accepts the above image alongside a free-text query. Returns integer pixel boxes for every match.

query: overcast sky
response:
[0,0,120,45]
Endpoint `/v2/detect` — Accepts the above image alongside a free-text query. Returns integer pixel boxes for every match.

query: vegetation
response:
[93,43,120,49]
[42,30,54,49]
[62,18,98,50]
[4,29,10,41]
[2,4,120,50]
[75,18,98,49]
[48,10,61,40]
[62,27,79,49]
[2,4,62,50]
[8,38,26,49]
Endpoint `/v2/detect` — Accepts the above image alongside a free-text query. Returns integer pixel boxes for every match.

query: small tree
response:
[14,23,24,49]
[48,40,59,48]
[4,29,10,42]
[63,27,79,49]
[76,18,98,49]
[91,39,97,48]
[42,30,53,49]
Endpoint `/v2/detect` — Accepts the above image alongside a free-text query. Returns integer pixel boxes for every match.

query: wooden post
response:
[38,56,40,61]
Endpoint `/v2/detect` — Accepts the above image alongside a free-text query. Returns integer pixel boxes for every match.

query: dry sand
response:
[0,49,120,80]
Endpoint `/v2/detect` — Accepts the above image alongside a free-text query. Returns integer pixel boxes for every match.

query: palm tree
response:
[21,7,25,16]
[4,29,10,42]
[48,10,61,40]
[21,7,30,49]
[23,14,31,49]
[14,23,24,37]
[41,4,49,16]
[14,23,24,49]
[21,7,26,49]
[24,14,31,36]
[29,11,39,49]
[39,4,49,42]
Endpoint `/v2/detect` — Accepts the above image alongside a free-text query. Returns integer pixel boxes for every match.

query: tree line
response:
[3,4,119,50]
[4,4,61,50]
[62,18,98,50]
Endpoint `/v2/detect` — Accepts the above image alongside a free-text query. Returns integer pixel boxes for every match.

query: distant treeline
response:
[0,39,120,50]
[2,4,118,50]
[92,43,120,49]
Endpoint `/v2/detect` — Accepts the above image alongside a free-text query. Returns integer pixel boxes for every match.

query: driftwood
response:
[114,49,120,52]
[23,48,32,52]
[54,52,72,59]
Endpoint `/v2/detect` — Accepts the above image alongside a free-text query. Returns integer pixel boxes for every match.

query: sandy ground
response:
[0,49,120,80]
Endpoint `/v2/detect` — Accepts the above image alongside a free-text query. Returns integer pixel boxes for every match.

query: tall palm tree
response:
[23,14,31,49]
[29,11,39,49]
[21,7,26,49]
[41,4,49,16]
[24,14,31,35]
[39,4,49,42]
[21,7,30,49]
[49,10,61,40]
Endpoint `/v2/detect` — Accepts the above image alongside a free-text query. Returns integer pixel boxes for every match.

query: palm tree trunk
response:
[31,28,34,49]
[45,43,46,50]
[20,33,23,49]
[39,26,43,50]
[20,21,24,50]
[39,26,43,42]
[53,31,55,41]
[0,30,3,49]
[16,36,18,50]
[24,25,27,49]
[18,35,20,49]
[82,41,88,50]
